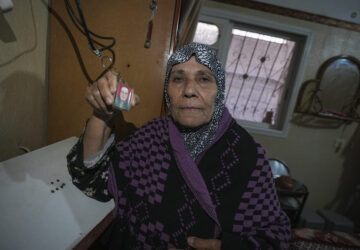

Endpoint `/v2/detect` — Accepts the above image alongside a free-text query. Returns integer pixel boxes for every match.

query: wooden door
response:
[47,0,180,143]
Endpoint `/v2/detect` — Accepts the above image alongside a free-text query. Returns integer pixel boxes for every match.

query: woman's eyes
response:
[170,75,214,83]
[171,76,184,82]
[199,77,211,82]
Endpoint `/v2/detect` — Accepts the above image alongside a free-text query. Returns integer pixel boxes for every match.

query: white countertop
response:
[0,137,114,250]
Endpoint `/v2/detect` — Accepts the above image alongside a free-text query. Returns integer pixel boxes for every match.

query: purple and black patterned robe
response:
[67,109,291,249]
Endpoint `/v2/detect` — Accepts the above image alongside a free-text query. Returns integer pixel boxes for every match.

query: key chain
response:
[99,54,134,111]
[113,76,134,111]
[144,0,158,48]
[100,56,135,111]
[68,0,135,110]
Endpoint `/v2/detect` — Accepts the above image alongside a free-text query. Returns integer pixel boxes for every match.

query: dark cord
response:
[74,0,97,53]
[65,0,116,56]
[41,0,116,83]
[64,0,116,81]
[42,0,93,82]
[65,0,115,51]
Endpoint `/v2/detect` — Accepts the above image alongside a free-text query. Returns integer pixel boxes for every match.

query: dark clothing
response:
[67,109,290,249]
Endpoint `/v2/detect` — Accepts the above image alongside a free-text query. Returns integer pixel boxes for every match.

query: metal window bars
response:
[224,30,295,125]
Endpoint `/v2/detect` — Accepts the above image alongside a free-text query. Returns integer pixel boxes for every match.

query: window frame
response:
[197,4,313,137]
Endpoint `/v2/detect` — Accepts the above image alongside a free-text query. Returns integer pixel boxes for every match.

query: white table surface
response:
[0,137,114,250]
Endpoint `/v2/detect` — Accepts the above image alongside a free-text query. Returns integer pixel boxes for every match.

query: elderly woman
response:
[67,43,290,249]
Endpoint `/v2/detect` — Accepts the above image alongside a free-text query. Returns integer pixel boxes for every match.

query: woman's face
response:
[168,56,218,128]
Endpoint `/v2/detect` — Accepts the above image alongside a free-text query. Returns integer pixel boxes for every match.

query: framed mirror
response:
[296,55,360,121]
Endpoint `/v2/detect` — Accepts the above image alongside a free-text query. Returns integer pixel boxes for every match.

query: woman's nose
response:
[183,79,197,97]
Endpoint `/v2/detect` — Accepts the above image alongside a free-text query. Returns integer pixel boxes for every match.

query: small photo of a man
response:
[113,84,133,111]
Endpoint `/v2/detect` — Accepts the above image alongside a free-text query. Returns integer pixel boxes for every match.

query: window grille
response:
[193,12,310,136]
[224,29,296,125]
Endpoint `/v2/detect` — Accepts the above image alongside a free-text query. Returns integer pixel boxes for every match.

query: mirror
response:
[296,56,360,120]
[317,56,360,116]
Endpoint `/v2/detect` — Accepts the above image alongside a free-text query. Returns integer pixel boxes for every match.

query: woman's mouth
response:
[179,106,201,110]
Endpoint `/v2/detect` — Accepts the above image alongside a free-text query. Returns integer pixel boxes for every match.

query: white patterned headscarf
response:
[164,43,226,159]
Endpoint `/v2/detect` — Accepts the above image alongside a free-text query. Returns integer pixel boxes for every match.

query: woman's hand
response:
[187,237,221,250]
[169,237,221,250]
[83,71,139,159]
[85,70,139,122]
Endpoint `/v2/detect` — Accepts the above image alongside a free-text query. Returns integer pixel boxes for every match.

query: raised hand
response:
[85,71,139,121]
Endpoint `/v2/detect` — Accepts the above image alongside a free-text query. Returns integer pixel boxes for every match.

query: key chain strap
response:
[66,0,116,57]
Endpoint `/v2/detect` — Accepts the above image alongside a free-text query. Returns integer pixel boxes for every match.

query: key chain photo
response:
[113,76,134,111]
[101,55,135,112]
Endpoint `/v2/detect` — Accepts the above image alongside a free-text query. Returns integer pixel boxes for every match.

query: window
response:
[193,22,219,46]
[224,28,295,125]
[193,5,312,137]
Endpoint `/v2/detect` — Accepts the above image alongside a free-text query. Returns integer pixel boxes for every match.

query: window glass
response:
[193,22,219,45]
[225,28,296,125]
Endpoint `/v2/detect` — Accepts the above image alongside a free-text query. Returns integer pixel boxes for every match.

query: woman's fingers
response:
[85,74,116,117]
[187,237,221,250]
[104,70,118,96]
[85,70,140,118]
[96,76,115,114]
[85,86,98,109]
[85,85,104,113]
[93,83,112,115]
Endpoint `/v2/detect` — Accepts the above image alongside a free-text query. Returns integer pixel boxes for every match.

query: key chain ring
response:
[101,55,113,69]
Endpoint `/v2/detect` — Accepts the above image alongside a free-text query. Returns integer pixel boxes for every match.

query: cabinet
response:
[47,0,180,143]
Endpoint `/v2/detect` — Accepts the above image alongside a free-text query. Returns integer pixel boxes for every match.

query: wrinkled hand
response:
[169,237,221,250]
[85,71,140,121]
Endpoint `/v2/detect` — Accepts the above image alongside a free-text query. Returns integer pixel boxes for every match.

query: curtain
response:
[176,0,204,47]
[160,0,204,117]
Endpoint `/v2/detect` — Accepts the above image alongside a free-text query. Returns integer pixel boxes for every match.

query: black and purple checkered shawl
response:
[67,108,291,249]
